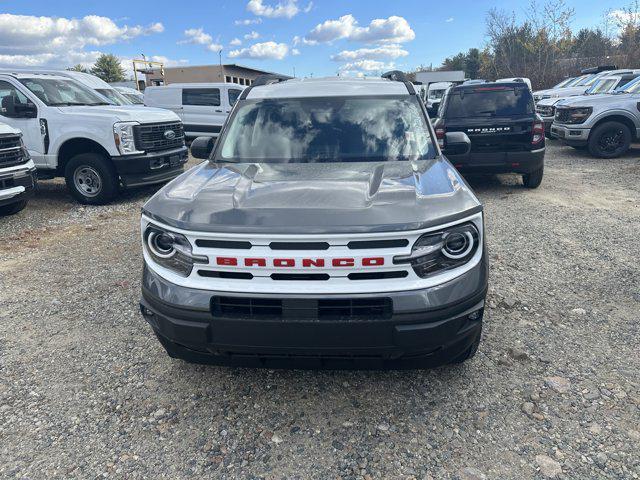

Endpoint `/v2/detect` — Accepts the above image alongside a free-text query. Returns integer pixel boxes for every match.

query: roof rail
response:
[252,74,287,87]
[381,70,415,95]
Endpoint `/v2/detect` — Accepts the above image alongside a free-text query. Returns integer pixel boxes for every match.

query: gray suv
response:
[551,77,640,158]
[139,72,488,369]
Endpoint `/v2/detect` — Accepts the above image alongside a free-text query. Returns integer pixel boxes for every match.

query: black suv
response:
[434,81,545,188]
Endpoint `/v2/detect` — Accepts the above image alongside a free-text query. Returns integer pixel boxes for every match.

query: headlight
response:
[393,223,480,278]
[113,121,140,154]
[18,134,30,159]
[143,225,207,276]
[556,107,592,124]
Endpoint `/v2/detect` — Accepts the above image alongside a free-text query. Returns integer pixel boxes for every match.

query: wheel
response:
[522,166,544,189]
[450,327,482,364]
[588,121,631,159]
[0,199,28,216]
[64,153,118,205]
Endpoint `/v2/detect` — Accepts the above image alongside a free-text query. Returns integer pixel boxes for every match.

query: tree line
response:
[430,1,640,89]
[68,53,126,83]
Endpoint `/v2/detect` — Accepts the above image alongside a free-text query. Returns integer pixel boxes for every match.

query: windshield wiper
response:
[49,102,90,106]
[86,102,111,106]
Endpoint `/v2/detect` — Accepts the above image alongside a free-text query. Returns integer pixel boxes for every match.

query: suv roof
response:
[245,76,410,99]
[0,71,71,81]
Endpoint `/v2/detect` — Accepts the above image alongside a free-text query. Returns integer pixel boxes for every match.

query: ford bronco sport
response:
[139,73,487,369]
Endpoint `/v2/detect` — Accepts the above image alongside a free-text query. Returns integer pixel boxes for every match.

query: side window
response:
[228,89,242,107]
[182,88,220,106]
[0,80,35,118]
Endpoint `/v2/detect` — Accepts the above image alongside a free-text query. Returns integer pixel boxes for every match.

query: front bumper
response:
[0,161,37,208]
[139,254,488,369]
[447,147,545,174]
[550,124,590,145]
[112,146,188,188]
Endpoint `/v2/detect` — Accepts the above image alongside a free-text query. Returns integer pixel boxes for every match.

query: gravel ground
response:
[1,141,639,479]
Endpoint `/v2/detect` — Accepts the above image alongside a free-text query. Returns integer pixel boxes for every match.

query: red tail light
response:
[532,120,544,145]
[435,126,446,147]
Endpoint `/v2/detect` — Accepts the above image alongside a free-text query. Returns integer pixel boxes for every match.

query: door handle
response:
[215,109,223,112]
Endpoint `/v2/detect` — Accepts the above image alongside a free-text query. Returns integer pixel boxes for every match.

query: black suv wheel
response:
[523,166,544,188]
[588,121,632,159]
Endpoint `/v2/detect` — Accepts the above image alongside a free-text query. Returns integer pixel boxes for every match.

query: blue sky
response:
[0,0,623,78]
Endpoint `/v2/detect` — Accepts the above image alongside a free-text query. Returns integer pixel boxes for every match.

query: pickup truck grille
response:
[554,108,572,123]
[0,134,27,168]
[536,105,555,117]
[134,122,185,152]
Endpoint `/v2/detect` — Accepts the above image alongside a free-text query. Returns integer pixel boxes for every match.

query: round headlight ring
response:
[147,231,176,259]
[441,231,474,259]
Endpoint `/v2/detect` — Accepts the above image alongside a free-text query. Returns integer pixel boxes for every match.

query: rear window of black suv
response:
[443,85,534,118]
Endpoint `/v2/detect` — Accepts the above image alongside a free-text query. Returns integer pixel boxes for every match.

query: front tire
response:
[0,199,28,216]
[588,121,631,159]
[64,153,118,205]
[523,166,544,189]
[450,326,482,364]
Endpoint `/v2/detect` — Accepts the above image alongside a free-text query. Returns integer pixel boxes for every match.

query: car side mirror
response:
[17,102,37,118]
[3,97,37,118]
[190,136,217,160]
[443,131,471,156]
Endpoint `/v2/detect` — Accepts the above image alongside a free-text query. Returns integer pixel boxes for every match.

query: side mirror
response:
[190,136,217,159]
[443,131,471,156]
[18,102,38,118]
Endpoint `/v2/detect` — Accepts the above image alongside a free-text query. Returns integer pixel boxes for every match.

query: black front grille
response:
[134,122,185,152]
[211,296,393,321]
[555,109,571,123]
[0,135,26,168]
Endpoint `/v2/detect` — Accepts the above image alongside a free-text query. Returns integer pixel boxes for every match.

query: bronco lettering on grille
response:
[214,257,385,268]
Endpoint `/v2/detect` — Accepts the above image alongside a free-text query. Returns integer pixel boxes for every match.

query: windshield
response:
[428,89,446,100]
[617,76,640,93]
[216,96,437,163]
[586,78,617,94]
[96,88,132,106]
[20,78,108,106]
[566,75,590,87]
[122,93,144,104]
[553,78,574,88]
[444,86,534,118]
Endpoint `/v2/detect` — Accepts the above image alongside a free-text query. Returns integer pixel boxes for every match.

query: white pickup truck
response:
[0,121,36,215]
[0,71,187,204]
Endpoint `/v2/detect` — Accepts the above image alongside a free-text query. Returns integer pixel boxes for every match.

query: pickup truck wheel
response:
[0,199,28,216]
[588,121,631,159]
[522,166,544,189]
[64,153,118,205]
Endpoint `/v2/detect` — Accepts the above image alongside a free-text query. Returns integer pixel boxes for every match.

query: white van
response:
[144,83,244,137]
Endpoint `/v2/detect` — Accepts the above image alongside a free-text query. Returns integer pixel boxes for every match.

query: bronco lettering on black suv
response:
[139,73,488,369]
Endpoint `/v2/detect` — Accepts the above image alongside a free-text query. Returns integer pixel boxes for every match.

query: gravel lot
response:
[1,141,639,479]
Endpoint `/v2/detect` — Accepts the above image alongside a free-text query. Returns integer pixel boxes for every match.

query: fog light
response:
[468,310,482,321]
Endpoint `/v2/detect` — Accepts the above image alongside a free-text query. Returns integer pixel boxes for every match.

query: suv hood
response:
[536,86,587,99]
[57,105,179,124]
[143,158,482,234]
[0,122,21,135]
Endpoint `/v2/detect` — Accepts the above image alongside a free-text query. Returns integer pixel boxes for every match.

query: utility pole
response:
[219,49,224,82]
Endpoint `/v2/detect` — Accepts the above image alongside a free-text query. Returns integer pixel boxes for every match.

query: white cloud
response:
[228,41,289,60]
[338,60,394,76]
[0,14,164,68]
[292,48,301,56]
[234,18,263,26]
[244,31,260,40]
[148,55,189,67]
[305,14,415,44]
[179,27,212,45]
[609,9,640,26]
[178,27,222,52]
[445,17,454,23]
[246,0,311,19]
[331,44,408,61]
[230,38,242,46]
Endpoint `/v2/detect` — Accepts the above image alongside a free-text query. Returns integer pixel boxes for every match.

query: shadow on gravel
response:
[29,178,162,208]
